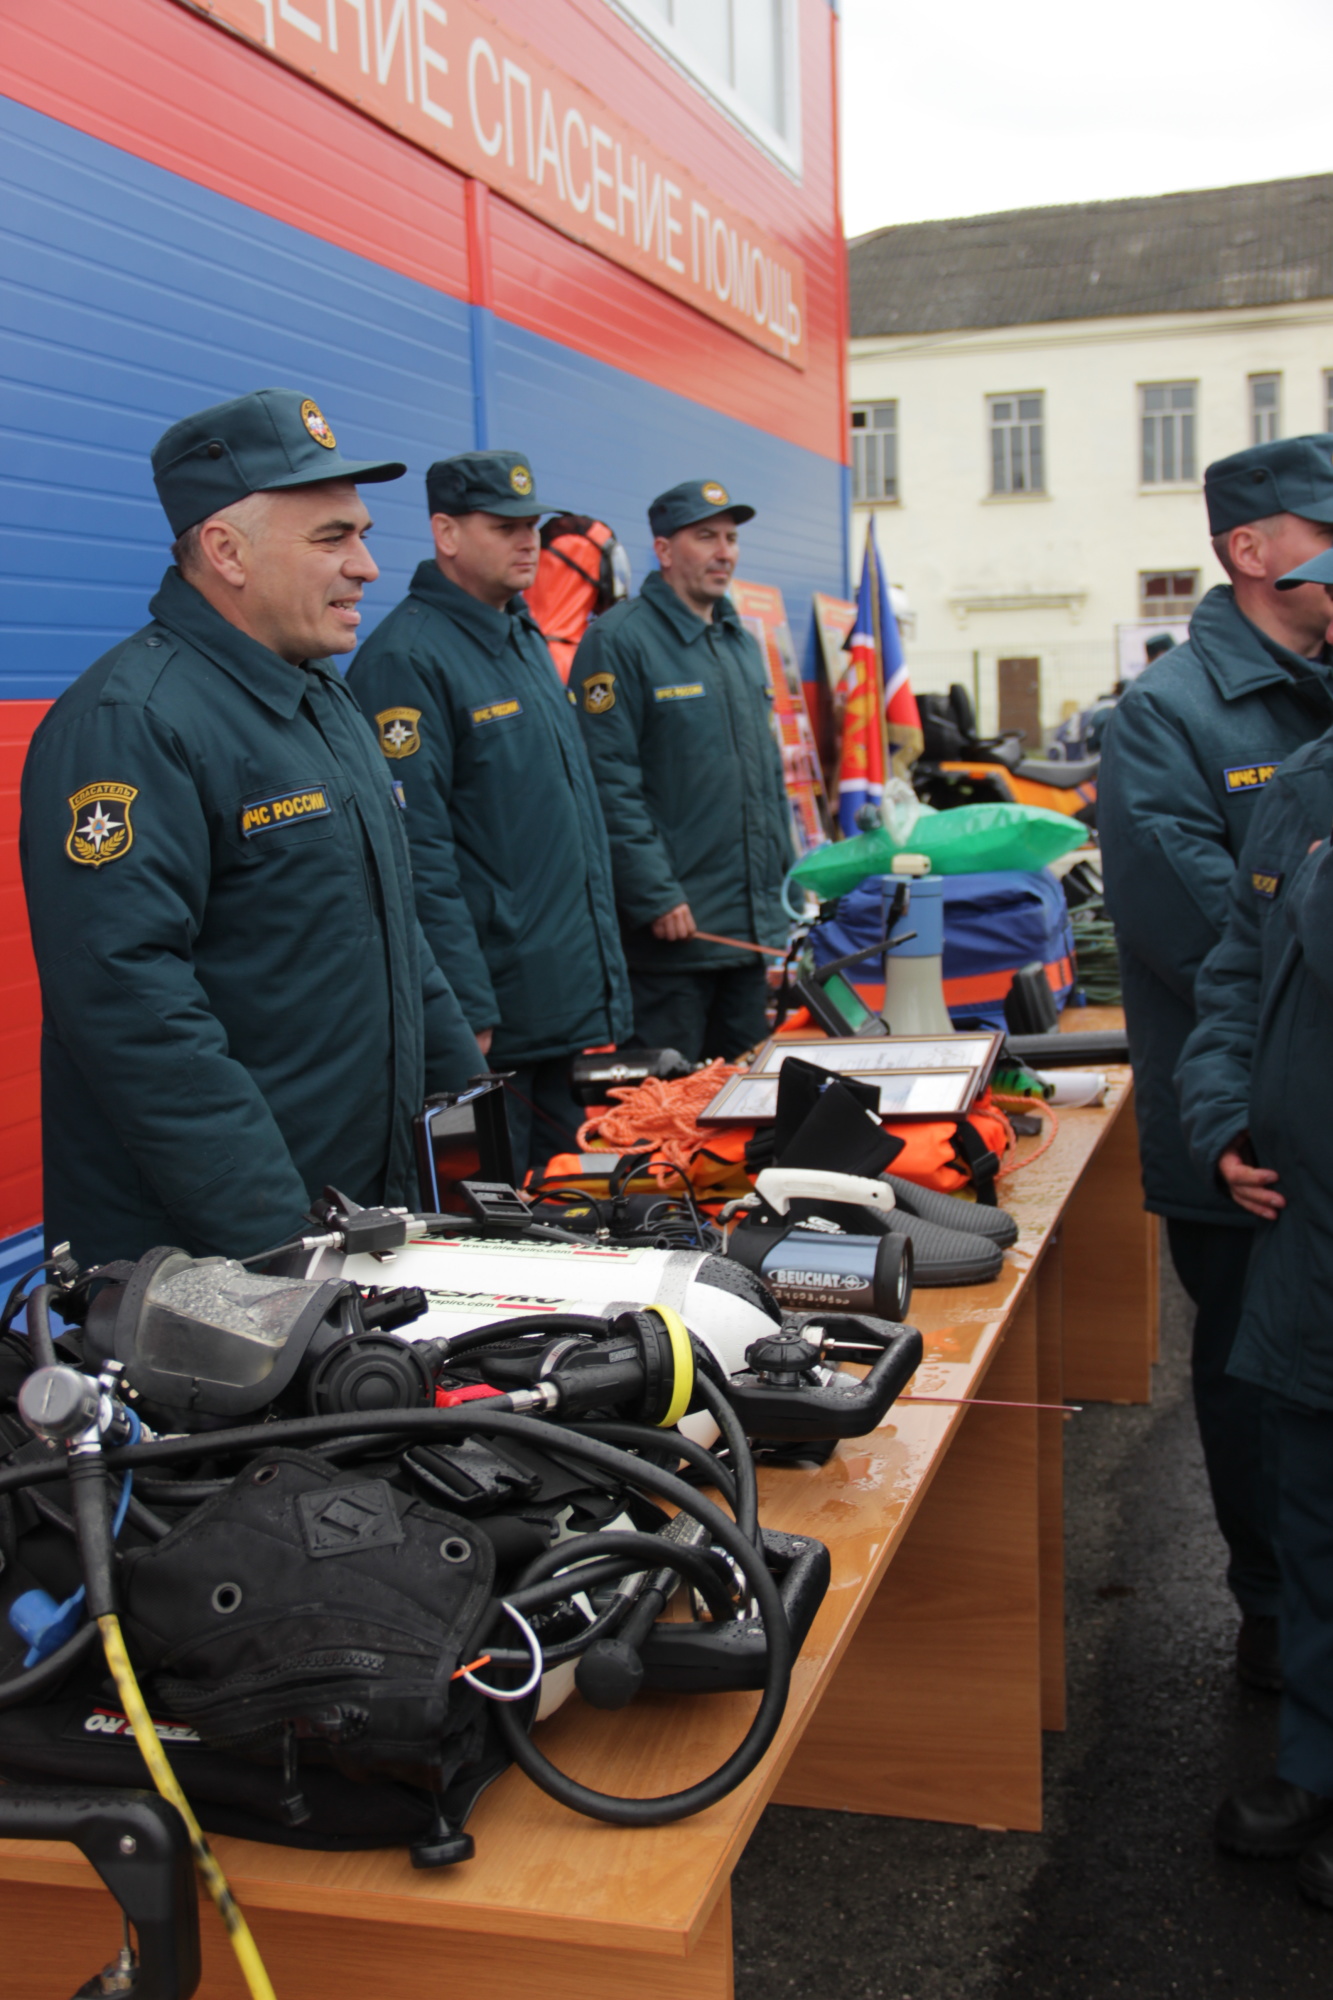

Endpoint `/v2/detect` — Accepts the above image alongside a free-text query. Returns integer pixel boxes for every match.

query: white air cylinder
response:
[311,1233,782,1442]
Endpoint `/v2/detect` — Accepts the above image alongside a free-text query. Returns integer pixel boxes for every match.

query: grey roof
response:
[849,175,1333,337]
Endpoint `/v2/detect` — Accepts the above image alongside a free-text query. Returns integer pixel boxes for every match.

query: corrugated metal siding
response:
[0,704,47,1240]
[0,92,476,701]
[4,0,473,304]
[490,316,845,618]
[3,0,844,462]
[483,0,845,460]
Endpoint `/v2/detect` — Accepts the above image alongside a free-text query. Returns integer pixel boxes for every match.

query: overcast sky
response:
[839,0,1333,237]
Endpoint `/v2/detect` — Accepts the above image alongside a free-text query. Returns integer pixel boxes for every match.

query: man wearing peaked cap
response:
[19,387,483,1266]
[1177,534,1333,1893]
[1099,432,1333,1695]
[347,449,630,1179]
[572,479,791,1062]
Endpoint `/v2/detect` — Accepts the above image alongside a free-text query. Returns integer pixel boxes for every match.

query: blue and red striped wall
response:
[0,0,850,1280]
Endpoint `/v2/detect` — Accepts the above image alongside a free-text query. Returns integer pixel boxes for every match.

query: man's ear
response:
[195,517,250,590]
[652,534,673,569]
[1226,524,1270,582]
[430,512,461,560]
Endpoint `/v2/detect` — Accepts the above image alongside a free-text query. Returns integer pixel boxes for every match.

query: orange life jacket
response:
[543,1093,1013,1205]
[525,515,628,682]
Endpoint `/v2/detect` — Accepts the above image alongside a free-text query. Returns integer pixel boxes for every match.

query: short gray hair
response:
[172,491,272,577]
[1211,514,1284,580]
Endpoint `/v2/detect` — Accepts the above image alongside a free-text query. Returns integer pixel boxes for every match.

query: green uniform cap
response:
[1276,546,1333,591]
[152,387,406,536]
[426,450,555,519]
[1204,434,1333,537]
[648,479,755,538]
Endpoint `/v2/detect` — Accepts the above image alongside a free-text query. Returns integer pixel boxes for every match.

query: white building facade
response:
[847,177,1333,742]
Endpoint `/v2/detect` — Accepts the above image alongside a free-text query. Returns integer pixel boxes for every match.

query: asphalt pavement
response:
[733,1235,1332,1998]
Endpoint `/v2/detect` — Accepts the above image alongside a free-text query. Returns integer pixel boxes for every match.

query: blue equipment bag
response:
[810,870,1075,1032]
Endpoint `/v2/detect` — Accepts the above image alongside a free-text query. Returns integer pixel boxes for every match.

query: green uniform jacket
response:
[19,567,481,1268]
[572,571,793,971]
[1098,585,1333,1224]
[1177,731,1333,1408]
[347,563,630,1066]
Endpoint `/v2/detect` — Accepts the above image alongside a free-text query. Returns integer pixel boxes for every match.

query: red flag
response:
[836,524,889,834]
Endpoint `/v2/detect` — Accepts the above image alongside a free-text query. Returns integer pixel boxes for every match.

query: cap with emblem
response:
[648,479,755,539]
[426,450,556,519]
[151,388,406,536]
[1204,434,1333,537]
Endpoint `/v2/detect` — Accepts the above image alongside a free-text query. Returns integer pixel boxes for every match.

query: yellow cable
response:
[96,1614,277,2000]
[652,1306,695,1429]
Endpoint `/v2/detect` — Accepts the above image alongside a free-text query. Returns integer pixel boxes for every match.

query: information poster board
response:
[1115,620,1191,681]
[731,579,832,854]
[812,591,857,694]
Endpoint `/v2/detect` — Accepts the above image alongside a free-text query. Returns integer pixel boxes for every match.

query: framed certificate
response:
[699,1032,1003,1123]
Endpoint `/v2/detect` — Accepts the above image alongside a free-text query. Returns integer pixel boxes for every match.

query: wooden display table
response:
[0,1041,1155,1999]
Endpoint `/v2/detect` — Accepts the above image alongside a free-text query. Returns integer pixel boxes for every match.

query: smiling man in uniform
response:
[20,387,482,1266]
[347,450,630,1179]
[572,480,792,1062]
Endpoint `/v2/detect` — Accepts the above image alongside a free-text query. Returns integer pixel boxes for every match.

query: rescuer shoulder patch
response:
[1251,868,1282,899]
[65,782,137,868]
[583,671,616,714]
[238,786,333,838]
[470,697,522,726]
[1223,763,1277,794]
[375,707,422,759]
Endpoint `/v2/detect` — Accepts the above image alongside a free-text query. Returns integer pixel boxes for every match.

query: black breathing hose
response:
[24,1284,59,1372]
[438,1312,611,1362]
[692,1369,759,1546]
[0,1403,792,1825]
[498,1533,737,1627]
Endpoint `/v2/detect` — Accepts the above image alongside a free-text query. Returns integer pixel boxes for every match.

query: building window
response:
[617,0,799,166]
[988,394,1044,495]
[1250,374,1281,445]
[1141,383,1196,483]
[1139,570,1200,621]
[850,403,898,502]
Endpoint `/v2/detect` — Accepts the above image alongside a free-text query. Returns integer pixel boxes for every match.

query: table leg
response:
[774,1287,1043,1832]
[1062,1087,1157,1404]
[1037,1232,1066,1731]
[0,1874,735,2000]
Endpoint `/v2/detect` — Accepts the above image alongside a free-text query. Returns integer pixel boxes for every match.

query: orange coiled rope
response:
[991,1092,1061,1174]
[577,1061,740,1178]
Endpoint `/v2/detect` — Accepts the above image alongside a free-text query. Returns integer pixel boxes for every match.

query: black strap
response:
[951,1120,1000,1205]
[544,541,602,590]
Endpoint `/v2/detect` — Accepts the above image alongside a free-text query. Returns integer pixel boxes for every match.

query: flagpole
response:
[865,521,891,796]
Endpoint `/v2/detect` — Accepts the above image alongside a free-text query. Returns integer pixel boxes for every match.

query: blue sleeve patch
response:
[1251,869,1282,899]
[1223,763,1278,794]
[239,785,333,837]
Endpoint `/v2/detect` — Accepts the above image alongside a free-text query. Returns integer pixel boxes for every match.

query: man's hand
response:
[1218,1135,1285,1221]
[651,903,696,942]
[475,1027,495,1057]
